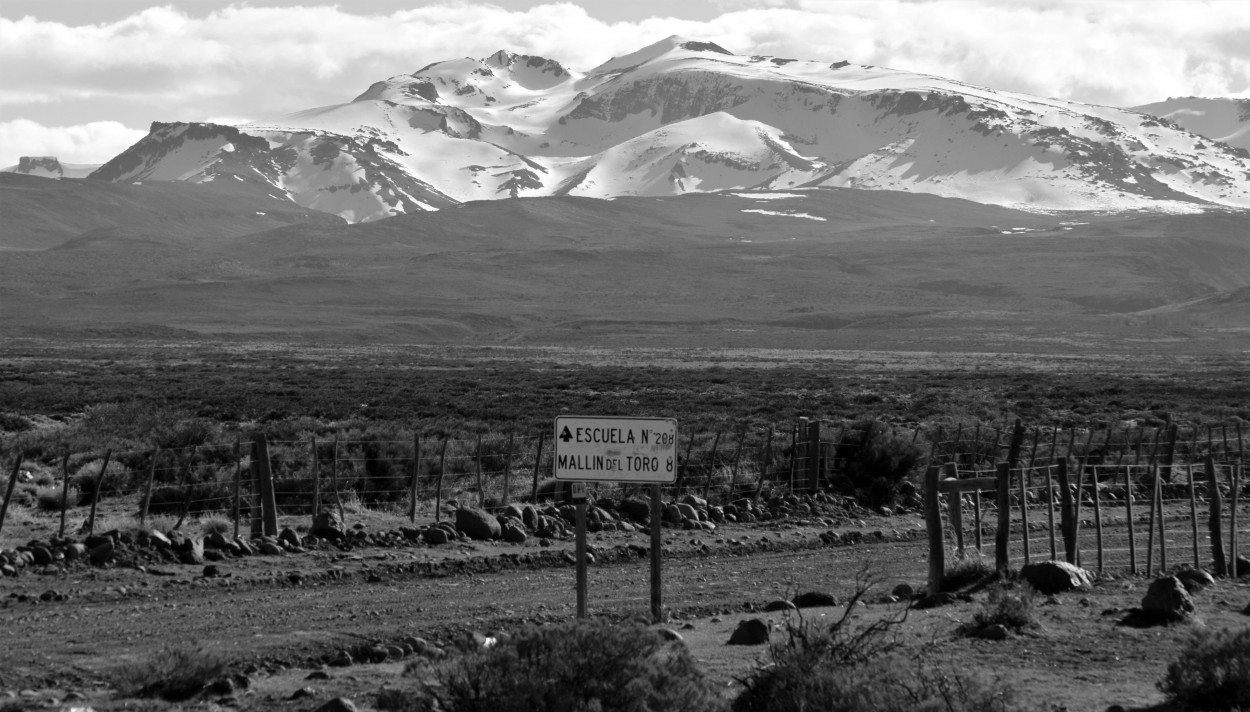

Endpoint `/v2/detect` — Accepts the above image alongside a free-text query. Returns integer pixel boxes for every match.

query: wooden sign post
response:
[554,416,678,623]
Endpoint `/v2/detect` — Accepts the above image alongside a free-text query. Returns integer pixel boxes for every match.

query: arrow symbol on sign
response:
[559,426,573,442]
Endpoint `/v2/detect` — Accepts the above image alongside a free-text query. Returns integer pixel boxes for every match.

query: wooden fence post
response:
[1091,465,1103,572]
[925,465,944,595]
[86,449,112,536]
[1163,424,1178,483]
[944,463,964,554]
[310,437,321,525]
[755,428,773,500]
[331,435,344,525]
[233,438,242,539]
[0,454,23,537]
[1188,463,1200,568]
[140,446,160,528]
[1231,466,1240,576]
[1006,419,1026,467]
[678,430,696,492]
[995,462,1011,572]
[1019,464,1031,565]
[787,424,797,492]
[1056,458,1075,564]
[728,427,745,501]
[1146,463,1160,575]
[704,431,722,502]
[434,438,448,522]
[1207,454,1227,577]
[58,453,70,538]
[531,432,545,504]
[252,434,278,537]
[409,433,420,523]
[475,435,484,508]
[502,431,514,507]
[806,420,821,493]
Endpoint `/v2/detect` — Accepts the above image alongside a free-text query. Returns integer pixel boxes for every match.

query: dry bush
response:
[114,645,226,701]
[831,421,925,507]
[1159,627,1250,710]
[388,619,725,712]
[35,484,76,513]
[972,583,1037,631]
[943,550,994,592]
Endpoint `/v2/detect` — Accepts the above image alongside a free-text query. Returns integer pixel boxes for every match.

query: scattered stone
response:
[88,540,114,566]
[457,507,501,541]
[64,543,86,561]
[30,546,53,566]
[1141,576,1195,621]
[147,530,173,549]
[257,542,285,556]
[891,583,915,599]
[763,599,796,612]
[328,650,353,667]
[176,537,205,565]
[306,670,331,680]
[423,528,450,545]
[618,498,651,523]
[1174,568,1216,593]
[289,686,317,700]
[278,527,302,549]
[385,644,405,659]
[727,618,771,645]
[650,626,685,643]
[1233,555,1250,577]
[792,591,838,609]
[976,623,1010,640]
[1019,560,1093,595]
[313,698,358,712]
[311,510,345,540]
[502,523,528,544]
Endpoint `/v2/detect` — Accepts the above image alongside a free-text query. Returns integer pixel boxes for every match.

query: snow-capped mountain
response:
[1132,97,1250,153]
[90,37,1250,222]
[3,156,100,179]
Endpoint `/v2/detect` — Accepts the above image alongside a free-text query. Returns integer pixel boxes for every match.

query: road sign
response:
[554,416,678,483]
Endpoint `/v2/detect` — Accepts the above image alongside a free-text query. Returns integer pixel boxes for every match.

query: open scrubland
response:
[1,342,1249,711]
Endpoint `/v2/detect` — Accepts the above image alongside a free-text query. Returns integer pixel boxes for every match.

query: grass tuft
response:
[114,645,226,702]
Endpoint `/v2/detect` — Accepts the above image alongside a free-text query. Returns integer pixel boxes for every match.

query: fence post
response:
[1188,463,1200,568]
[1146,463,1160,575]
[531,432,545,504]
[58,453,71,538]
[944,463,964,554]
[1162,424,1178,483]
[1231,466,1240,576]
[1206,454,1226,576]
[233,438,242,539]
[1091,465,1102,572]
[1019,464,1031,565]
[311,437,321,526]
[502,431,514,507]
[475,435,485,508]
[995,462,1011,572]
[924,464,944,595]
[1006,419,1025,467]
[0,454,23,537]
[332,435,344,525]
[727,426,745,501]
[788,423,797,492]
[1056,458,1075,564]
[409,433,421,523]
[252,434,278,537]
[806,420,821,493]
[140,446,160,528]
[703,431,722,502]
[86,449,112,536]
[435,438,448,522]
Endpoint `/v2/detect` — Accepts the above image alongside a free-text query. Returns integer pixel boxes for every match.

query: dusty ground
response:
[2,503,1246,712]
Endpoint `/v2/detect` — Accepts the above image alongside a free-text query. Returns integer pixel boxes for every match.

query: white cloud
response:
[0,0,1246,139]
[0,119,147,167]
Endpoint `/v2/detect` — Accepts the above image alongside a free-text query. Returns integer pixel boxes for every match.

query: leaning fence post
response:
[0,453,23,537]
[1207,454,1227,577]
[1019,463,1031,565]
[57,453,71,538]
[703,431,722,502]
[925,464,944,595]
[140,446,160,528]
[995,462,1011,572]
[435,438,448,523]
[87,449,112,536]
[531,432,545,504]
[1056,458,1075,564]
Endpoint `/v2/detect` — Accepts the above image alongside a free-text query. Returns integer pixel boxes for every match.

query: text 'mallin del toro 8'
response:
[553,416,678,483]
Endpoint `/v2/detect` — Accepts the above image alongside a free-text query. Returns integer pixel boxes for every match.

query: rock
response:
[521,504,540,530]
[650,626,684,643]
[423,527,450,545]
[306,670,331,680]
[311,510,345,540]
[1141,576,1195,621]
[64,543,86,561]
[682,494,707,509]
[977,623,1010,640]
[502,523,528,544]
[676,503,699,521]
[233,537,254,556]
[289,686,316,700]
[147,530,173,549]
[203,564,221,578]
[762,599,796,612]
[504,504,526,522]
[1,565,15,577]
[618,498,651,523]
[792,591,838,609]
[176,537,205,565]
[385,644,405,659]
[313,697,358,712]
[257,542,285,556]
[328,650,353,667]
[1174,568,1216,593]
[29,546,53,566]
[892,583,915,599]
[1019,560,1093,595]
[457,507,501,540]
[727,618,771,645]
[278,527,302,549]
[1233,555,1250,577]
[89,540,114,566]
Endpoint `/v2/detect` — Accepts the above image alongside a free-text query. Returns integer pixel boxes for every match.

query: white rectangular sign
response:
[554,416,678,483]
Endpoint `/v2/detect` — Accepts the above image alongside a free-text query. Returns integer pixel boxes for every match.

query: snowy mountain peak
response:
[591,35,733,75]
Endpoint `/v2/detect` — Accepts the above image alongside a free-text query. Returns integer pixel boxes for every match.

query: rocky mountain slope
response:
[86,36,1250,222]
[1132,97,1250,153]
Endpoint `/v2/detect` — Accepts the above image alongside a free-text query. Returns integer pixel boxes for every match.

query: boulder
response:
[1233,555,1250,577]
[1174,568,1216,593]
[1141,576,1195,621]
[176,537,205,565]
[727,618,771,645]
[278,527,302,549]
[502,523,528,544]
[313,698,358,712]
[232,537,254,556]
[88,540,114,566]
[676,503,699,522]
[892,583,915,599]
[682,494,707,509]
[257,541,285,556]
[423,528,450,545]
[311,510,345,540]
[521,504,540,530]
[64,543,86,561]
[1019,560,1093,595]
[504,504,526,521]
[792,591,838,609]
[762,599,796,612]
[146,530,173,549]
[30,546,53,567]
[457,507,501,540]
[617,498,650,524]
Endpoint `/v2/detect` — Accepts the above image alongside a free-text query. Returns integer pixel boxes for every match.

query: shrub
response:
[114,645,226,701]
[973,583,1037,631]
[396,619,725,712]
[832,421,924,507]
[35,485,76,513]
[1159,627,1250,710]
[943,550,994,592]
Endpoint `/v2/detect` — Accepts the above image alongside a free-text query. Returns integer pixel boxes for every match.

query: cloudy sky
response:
[1,0,1247,167]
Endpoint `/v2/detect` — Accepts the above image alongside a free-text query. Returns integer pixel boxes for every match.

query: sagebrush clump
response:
[1159,626,1250,710]
[114,645,226,701]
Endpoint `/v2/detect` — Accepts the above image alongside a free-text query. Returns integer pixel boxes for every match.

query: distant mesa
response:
[1,156,100,180]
